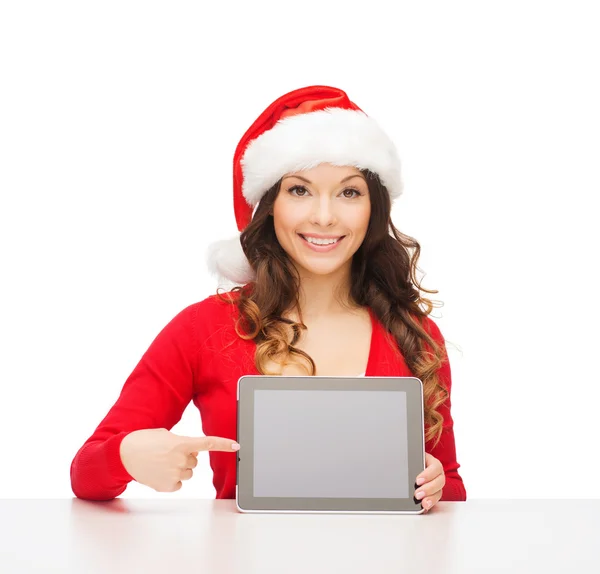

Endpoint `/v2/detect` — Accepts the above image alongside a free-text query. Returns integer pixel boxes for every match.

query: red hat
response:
[208,85,403,285]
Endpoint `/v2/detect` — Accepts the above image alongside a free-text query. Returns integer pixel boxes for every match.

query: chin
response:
[296,258,349,277]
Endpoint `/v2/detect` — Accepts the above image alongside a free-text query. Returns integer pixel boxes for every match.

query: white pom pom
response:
[206,234,256,285]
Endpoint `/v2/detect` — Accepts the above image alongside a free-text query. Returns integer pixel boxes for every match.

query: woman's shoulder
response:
[402,311,444,345]
[188,288,244,318]
[160,289,243,344]
[423,315,444,342]
[186,286,259,329]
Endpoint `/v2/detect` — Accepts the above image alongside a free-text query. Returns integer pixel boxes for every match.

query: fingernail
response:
[232,443,240,451]
[415,491,425,500]
[416,477,425,485]
[425,501,432,509]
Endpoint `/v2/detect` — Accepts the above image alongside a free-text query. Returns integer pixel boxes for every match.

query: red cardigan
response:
[70,293,467,502]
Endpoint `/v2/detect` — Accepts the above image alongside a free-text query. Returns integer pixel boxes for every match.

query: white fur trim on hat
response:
[206,234,256,285]
[240,107,403,207]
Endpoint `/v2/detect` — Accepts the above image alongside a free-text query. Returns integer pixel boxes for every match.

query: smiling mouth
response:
[298,233,346,247]
[297,234,345,250]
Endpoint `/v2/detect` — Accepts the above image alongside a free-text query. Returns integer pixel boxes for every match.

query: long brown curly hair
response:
[217,169,450,449]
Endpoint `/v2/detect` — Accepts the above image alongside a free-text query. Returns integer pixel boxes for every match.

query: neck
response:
[293,262,356,321]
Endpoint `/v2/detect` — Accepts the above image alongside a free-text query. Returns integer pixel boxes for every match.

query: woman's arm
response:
[424,317,467,502]
[70,303,201,500]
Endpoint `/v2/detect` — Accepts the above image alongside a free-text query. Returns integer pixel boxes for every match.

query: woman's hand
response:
[120,428,240,493]
[414,453,446,512]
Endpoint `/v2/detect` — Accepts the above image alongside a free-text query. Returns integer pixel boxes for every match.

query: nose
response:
[309,195,336,227]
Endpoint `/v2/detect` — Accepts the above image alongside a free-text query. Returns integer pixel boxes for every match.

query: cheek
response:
[273,198,307,234]
[272,205,288,237]
[352,205,371,237]
[272,201,299,246]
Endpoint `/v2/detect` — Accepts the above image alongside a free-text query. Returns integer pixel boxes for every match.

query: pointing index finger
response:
[180,436,240,453]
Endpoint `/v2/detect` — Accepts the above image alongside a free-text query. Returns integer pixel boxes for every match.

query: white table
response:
[0,499,597,573]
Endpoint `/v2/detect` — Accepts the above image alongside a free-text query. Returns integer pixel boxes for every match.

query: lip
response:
[297,233,345,253]
[300,233,344,240]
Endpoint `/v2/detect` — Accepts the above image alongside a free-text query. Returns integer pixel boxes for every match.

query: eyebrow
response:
[284,174,365,184]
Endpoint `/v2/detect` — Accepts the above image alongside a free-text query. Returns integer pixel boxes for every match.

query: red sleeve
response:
[70,303,200,500]
[423,317,467,502]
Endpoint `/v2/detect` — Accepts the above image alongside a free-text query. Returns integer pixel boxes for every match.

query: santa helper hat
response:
[207,85,404,285]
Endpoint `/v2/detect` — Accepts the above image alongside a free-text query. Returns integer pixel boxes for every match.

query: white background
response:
[1,1,598,500]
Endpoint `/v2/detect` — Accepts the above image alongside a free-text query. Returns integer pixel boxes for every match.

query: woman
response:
[70,85,467,511]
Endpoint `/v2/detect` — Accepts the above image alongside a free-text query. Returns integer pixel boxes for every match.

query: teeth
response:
[305,236,340,245]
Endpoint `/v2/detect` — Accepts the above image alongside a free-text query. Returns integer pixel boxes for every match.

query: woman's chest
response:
[196,310,411,414]
[265,312,374,377]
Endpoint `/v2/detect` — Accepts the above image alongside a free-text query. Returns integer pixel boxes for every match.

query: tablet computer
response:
[236,375,426,514]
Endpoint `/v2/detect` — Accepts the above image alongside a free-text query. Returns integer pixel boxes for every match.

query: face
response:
[272,163,371,279]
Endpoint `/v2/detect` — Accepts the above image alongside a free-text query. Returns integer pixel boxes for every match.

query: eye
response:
[341,188,362,198]
[288,185,309,197]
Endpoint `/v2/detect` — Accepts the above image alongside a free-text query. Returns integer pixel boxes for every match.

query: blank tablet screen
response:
[253,389,409,498]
